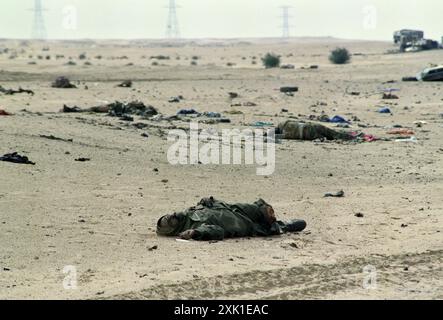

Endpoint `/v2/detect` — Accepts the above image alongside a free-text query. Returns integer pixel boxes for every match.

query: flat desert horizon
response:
[0,37,442,300]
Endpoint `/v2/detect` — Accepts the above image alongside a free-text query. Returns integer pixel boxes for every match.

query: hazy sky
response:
[1,0,441,41]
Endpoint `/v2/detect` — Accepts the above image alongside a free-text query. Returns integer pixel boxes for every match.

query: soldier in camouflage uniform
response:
[277,120,354,141]
[157,197,307,241]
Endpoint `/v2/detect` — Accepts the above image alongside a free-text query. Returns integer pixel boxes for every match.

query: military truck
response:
[393,29,424,44]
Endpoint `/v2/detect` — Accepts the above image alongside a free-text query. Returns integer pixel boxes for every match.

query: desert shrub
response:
[329,48,351,64]
[261,53,281,68]
[190,61,197,66]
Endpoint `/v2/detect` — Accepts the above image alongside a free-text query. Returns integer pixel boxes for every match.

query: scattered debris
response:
[329,115,349,124]
[280,64,295,69]
[203,112,221,118]
[39,135,73,142]
[117,80,132,88]
[168,96,182,103]
[382,93,399,99]
[0,86,34,96]
[378,107,392,114]
[0,109,12,116]
[252,121,273,127]
[119,115,134,122]
[52,76,77,89]
[228,92,239,99]
[108,101,158,118]
[387,129,415,136]
[62,105,82,113]
[0,152,35,165]
[224,109,243,115]
[280,86,298,93]
[177,109,199,116]
[395,136,418,143]
[324,190,345,198]
[413,121,427,127]
[402,76,418,82]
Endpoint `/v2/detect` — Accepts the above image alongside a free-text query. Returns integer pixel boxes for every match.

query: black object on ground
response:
[324,190,345,198]
[402,76,418,82]
[0,152,35,165]
[39,135,73,142]
[280,86,299,93]
[75,158,90,162]
[228,92,239,99]
[108,101,158,118]
[117,80,132,88]
[62,105,82,113]
[52,76,77,89]
[0,86,34,96]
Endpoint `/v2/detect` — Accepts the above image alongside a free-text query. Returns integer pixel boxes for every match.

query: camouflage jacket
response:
[157,198,274,240]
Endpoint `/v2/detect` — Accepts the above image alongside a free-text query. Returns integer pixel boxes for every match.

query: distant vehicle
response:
[417,65,443,81]
[393,29,424,44]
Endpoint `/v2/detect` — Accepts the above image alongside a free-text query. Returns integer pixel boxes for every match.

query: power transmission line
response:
[280,6,294,38]
[166,0,180,39]
[31,0,47,40]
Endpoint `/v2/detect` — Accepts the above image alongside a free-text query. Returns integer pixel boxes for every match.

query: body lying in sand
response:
[278,120,354,140]
[156,197,307,241]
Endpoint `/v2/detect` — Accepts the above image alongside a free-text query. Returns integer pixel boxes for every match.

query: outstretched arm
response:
[179,224,225,241]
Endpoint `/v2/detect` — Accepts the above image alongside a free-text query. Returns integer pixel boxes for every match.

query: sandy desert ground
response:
[0,38,442,300]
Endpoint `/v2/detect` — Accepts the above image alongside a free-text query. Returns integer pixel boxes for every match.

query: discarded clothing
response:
[378,107,391,114]
[203,112,221,118]
[157,197,307,241]
[387,129,415,136]
[329,115,349,124]
[177,109,200,115]
[0,152,35,165]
